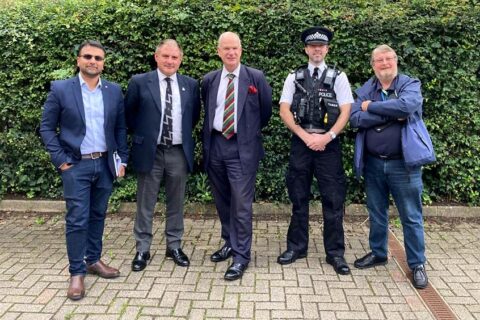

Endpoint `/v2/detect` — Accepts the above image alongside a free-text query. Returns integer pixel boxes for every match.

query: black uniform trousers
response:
[285,134,347,258]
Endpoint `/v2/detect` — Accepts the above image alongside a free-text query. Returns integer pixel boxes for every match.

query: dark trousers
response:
[285,135,346,258]
[61,157,113,275]
[134,145,188,252]
[207,133,256,265]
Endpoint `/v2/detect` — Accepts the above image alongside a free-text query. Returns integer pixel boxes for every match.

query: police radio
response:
[293,80,308,124]
[323,66,337,88]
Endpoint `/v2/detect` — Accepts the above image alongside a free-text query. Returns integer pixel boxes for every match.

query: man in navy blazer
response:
[40,40,128,300]
[202,32,272,280]
[126,39,200,271]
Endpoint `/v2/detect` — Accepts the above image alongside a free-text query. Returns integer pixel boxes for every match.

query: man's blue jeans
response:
[364,154,426,269]
[61,157,113,275]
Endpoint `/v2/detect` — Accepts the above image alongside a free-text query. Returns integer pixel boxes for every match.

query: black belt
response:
[157,143,182,150]
[81,152,107,159]
[368,152,402,160]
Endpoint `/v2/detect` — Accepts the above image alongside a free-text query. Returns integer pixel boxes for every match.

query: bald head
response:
[218,32,242,48]
[217,32,243,72]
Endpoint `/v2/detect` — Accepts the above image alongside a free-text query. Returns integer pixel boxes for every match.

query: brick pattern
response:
[393,220,480,320]
[0,212,478,319]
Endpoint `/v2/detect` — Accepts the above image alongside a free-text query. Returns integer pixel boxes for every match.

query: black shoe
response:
[224,262,248,281]
[166,248,190,267]
[132,252,150,272]
[326,256,351,275]
[412,264,428,289]
[210,245,232,262]
[277,250,307,265]
[354,252,388,269]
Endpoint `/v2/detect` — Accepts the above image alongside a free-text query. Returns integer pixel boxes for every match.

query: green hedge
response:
[1,0,479,205]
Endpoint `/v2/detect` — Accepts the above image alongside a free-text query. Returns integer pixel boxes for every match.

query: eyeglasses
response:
[373,56,396,64]
[80,54,105,61]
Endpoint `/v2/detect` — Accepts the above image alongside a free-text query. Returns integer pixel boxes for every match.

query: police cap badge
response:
[301,26,333,45]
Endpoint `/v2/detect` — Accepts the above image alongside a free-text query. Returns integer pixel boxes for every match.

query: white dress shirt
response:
[279,61,354,107]
[156,69,182,145]
[213,64,241,132]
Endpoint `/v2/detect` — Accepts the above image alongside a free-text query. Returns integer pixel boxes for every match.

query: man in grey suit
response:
[125,39,201,270]
[202,32,272,280]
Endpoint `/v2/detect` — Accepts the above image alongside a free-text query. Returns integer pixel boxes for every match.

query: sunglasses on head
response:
[80,54,104,61]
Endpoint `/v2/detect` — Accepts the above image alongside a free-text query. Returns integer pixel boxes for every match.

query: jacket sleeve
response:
[114,87,129,163]
[200,75,210,106]
[366,77,423,118]
[192,79,201,128]
[125,76,139,133]
[40,81,69,168]
[350,86,395,129]
[258,71,272,128]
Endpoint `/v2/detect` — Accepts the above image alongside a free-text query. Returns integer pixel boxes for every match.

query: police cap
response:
[301,26,333,45]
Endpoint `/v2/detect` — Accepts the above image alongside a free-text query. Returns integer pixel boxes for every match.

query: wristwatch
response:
[328,131,336,140]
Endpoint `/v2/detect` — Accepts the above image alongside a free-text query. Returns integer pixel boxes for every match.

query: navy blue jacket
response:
[350,74,435,179]
[125,70,201,173]
[40,75,128,177]
[201,65,272,174]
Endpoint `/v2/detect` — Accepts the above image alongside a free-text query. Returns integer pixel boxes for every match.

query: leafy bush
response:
[1,0,479,205]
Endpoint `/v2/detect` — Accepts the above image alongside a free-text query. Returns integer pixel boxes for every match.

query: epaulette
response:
[290,64,308,74]
[326,64,342,76]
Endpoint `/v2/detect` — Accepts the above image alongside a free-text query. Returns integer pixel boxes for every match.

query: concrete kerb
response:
[0,199,479,218]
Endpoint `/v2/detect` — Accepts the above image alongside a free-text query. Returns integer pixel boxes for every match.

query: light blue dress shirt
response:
[79,74,107,154]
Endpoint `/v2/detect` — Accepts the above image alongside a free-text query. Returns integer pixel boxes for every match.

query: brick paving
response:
[0,212,479,320]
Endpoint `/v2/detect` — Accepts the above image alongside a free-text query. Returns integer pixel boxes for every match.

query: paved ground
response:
[0,212,479,320]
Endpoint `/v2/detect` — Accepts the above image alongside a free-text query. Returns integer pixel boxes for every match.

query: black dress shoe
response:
[277,250,307,265]
[224,262,248,281]
[326,256,351,275]
[354,252,388,269]
[210,245,232,262]
[132,251,150,272]
[166,248,190,267]
[412,264,428,289]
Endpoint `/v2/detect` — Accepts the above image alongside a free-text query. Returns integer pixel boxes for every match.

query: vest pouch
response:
[310,99,325,129]
[323,99,339,130]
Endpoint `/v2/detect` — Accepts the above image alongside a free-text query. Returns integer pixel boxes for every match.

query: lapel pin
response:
[182,87,185,91]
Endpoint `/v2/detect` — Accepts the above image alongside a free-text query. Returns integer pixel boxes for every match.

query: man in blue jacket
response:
[350,45,435,289]
[41,40,128,300]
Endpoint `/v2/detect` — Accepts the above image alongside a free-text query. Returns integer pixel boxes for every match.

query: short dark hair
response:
[77,40,106,56]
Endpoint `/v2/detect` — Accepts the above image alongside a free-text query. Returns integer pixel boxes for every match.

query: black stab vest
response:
[291,65,340,132]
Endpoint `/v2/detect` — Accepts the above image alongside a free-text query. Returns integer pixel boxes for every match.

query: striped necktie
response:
[222,73,235,139]
[160,77,173,146]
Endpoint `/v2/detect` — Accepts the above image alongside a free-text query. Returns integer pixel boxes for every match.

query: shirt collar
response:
[157,69,178,83]
[78,73,102,89]
[374,74,399,92]
[308,61,327,75]
[221,64,241,79]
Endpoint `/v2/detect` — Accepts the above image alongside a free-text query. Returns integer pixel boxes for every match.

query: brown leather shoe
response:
[67,275,85,300]
[86,260,120,279]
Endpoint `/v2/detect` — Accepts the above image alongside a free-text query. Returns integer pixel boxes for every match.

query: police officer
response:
[277,26,354,275]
